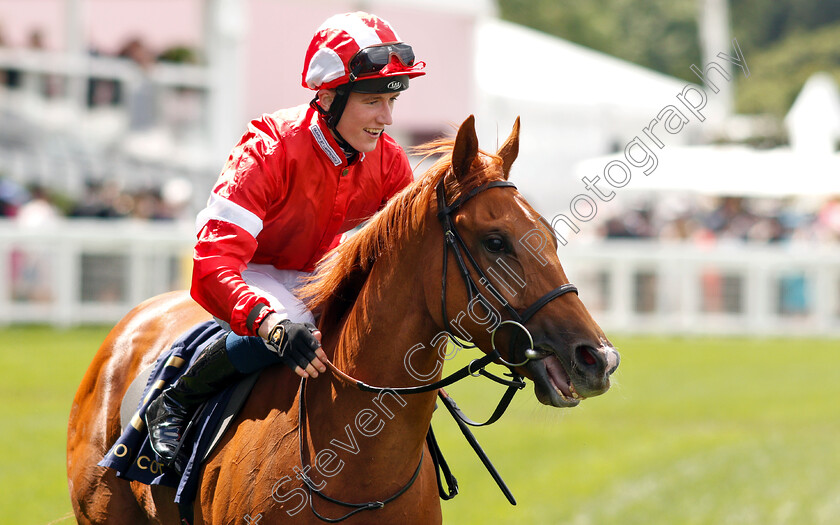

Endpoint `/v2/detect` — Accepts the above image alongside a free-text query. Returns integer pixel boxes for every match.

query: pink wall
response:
[84,0,202,55]
[0,0,201,54]
[0,0,474,137]
[245,1,474,137]
[373,5,475,133]
[0,0,65,49]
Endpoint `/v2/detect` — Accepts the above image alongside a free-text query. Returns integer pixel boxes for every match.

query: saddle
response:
[119,358,259,467]
[99,321,259,508]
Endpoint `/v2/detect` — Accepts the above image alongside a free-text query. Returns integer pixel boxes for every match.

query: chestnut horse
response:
[67,116,619,524]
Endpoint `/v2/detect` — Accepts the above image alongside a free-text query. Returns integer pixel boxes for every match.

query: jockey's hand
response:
[261,315,327,379]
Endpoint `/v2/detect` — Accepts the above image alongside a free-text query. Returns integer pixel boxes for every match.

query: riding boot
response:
[145,334,243,470]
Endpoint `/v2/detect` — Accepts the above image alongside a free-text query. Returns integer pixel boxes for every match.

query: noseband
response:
[435,177,578,365]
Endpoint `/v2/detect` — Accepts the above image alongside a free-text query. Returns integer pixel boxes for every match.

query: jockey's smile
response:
[334,92,398,153]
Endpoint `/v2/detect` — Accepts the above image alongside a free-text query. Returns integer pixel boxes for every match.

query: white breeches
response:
[242,263,316,325]
[215,263,316,331]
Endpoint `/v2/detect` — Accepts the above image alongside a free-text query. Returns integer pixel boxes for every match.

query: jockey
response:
[145,11,426,467]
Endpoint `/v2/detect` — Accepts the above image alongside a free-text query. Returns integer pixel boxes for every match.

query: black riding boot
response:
[145,335,242,470]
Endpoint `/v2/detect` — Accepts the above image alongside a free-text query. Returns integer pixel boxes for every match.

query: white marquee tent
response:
[473,18,703,216]
[574,145,840,198]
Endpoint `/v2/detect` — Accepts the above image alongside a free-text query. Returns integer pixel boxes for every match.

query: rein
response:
[295,347,526,521]
[296,175,579,521]
[297,377,426,523]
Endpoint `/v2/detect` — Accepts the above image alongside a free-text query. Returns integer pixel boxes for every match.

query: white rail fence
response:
[561,240,840,337]
[2,220,839,336]
[0,219,194,326]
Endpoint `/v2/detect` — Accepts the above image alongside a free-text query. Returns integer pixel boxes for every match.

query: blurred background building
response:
[1,0,839,335]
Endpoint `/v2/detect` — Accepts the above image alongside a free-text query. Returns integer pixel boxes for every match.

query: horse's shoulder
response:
[241,364,300,427]
[206,365,300,467]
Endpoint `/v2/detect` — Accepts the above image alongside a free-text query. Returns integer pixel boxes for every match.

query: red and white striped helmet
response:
[302,12,425,91]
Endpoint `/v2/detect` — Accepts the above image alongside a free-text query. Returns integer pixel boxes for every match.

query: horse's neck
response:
[308,242,442,470]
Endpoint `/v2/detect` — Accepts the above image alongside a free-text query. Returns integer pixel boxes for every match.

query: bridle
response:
[296,175,579,521]
[435,178,578,365]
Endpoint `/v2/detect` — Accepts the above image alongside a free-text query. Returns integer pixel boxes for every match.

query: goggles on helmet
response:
[348,43,415,82]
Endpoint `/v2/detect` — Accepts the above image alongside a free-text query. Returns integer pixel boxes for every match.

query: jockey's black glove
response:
[266,319,321,372]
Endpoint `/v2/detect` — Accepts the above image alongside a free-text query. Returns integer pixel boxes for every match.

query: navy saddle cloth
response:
[98,320,255,506]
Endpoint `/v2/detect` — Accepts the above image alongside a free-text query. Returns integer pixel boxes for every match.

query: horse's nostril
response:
[575,345,601,368]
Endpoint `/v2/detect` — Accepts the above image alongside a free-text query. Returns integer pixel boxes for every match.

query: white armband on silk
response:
[195,192,264,239]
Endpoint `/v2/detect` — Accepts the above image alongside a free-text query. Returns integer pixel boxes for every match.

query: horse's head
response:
[427,115,619,408]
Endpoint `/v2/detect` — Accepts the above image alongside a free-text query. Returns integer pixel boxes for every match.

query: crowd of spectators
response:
[5,172,840,250]
[1,25,202,225]
[599,194,840,244]
[584,194,827,317]
[0,178,189,222]
[1,23,204,157]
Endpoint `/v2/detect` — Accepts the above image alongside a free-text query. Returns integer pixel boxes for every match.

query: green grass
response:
[435,336,840,524]
[1,329,838,524]
[0,325,112,525]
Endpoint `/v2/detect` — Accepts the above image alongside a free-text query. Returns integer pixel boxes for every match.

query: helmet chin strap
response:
[310,86,358,161]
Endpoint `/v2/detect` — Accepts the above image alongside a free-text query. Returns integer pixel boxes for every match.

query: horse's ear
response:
[452,115,479,182]
[497,116,520,180]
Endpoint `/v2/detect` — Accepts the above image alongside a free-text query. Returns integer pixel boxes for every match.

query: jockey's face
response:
[335,91,399,153]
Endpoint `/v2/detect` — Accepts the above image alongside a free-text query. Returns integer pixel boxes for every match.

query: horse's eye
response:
[483,235,507,253]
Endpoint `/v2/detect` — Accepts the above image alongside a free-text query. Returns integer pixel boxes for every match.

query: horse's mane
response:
[299,138,504,324]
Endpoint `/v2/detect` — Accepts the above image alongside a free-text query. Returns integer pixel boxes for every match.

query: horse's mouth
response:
[527,353,582,408]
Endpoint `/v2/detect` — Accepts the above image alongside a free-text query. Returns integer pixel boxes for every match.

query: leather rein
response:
[296,176,579,521]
